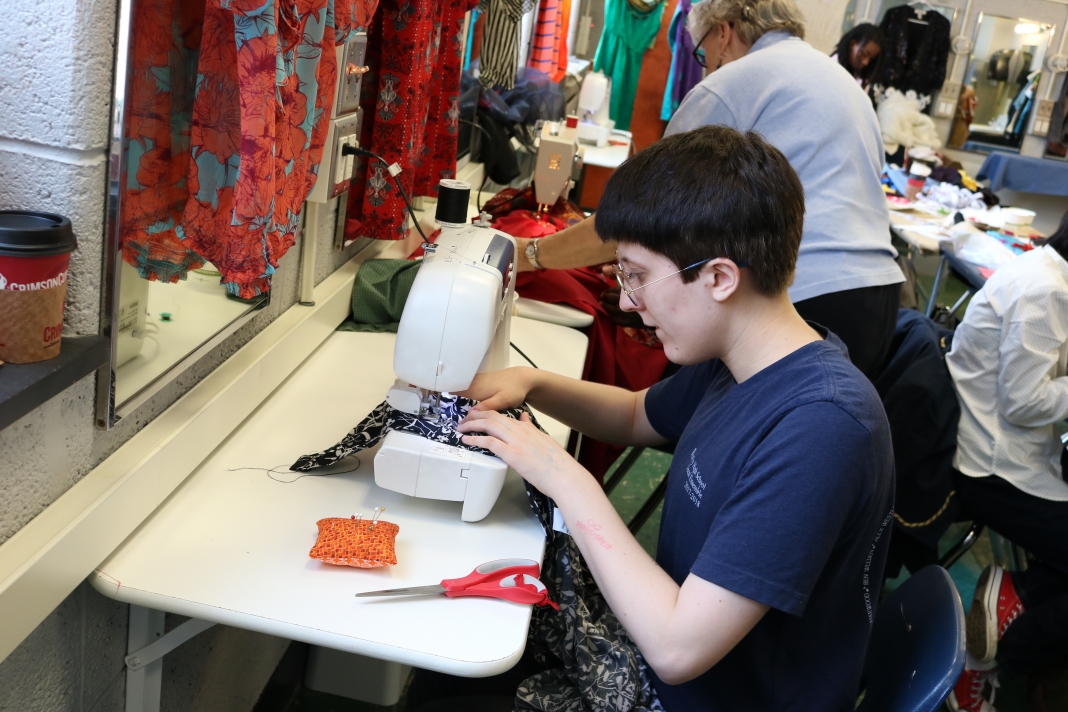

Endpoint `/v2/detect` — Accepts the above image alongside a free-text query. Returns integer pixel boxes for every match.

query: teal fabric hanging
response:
[660,5,682,120]
[593,0,666,131]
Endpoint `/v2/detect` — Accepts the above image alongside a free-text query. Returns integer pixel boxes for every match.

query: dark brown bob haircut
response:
[594,125,805,296]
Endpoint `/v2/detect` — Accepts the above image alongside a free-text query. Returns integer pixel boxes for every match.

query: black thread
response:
[227,458,361,484]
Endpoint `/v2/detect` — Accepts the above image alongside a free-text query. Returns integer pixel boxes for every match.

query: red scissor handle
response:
[441,559,559,609]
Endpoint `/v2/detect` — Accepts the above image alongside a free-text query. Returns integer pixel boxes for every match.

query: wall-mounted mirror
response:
[948,13,1052,152]
[96,0,270,428]
[110,263,265,407]
[1045,73,1068,160]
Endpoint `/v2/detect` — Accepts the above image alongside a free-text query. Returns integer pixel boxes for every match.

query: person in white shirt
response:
[945,211,1068,712]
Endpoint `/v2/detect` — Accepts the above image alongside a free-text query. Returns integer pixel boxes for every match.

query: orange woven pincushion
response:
[309,517,400,568]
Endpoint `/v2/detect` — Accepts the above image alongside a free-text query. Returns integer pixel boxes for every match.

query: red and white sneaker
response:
[967,565,1025,663]
[947,668,999,712]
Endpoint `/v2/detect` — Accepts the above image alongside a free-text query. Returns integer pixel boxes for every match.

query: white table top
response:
[582,132,632,169]
[889,210,947,253]
[91,317,588,677]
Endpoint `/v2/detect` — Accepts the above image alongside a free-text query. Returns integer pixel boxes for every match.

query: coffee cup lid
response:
[0,211,77,257]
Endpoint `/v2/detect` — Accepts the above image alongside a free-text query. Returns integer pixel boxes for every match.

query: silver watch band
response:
[527,238,543,270]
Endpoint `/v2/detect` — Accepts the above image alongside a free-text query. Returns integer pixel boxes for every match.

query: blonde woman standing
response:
[516,0,904,379]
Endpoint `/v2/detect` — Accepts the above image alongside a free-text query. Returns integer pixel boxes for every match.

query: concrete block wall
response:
[0,0,366,708]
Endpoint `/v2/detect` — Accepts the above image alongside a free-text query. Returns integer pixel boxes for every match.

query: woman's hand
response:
[456,410,582,496]
[457,367,537,412]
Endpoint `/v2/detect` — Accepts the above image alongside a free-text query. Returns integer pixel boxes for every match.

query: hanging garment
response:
[344,0,477,241]
[527,0,571,82]
[875,5,950,100]
[1006,73,1040,143]
[519,485,664,711]
[592,0,665,131]
[659,0,701,120]
[121,0,372,297]
[120,0,207,283]
[479,0,537,89]
[554,0,572,82]
[528,0,562,76]
[659,5,679,121]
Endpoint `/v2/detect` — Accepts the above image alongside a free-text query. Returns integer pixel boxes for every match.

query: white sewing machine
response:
[533,117,583,212]
[576,71,614,148]
[374,180,518,522]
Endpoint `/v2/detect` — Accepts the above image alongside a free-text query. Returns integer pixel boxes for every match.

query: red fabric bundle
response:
[514,268,669,482]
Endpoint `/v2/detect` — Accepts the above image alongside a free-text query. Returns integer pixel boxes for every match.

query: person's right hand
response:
[457,367,538,412]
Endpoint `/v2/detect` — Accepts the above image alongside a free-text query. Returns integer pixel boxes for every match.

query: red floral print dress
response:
[343,0,477,241]
[121,0,376,298]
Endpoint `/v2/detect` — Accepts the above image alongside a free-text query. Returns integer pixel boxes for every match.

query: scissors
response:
[355,558,558,609]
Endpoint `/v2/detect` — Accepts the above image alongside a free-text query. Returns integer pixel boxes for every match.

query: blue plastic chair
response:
[856,565,966,712]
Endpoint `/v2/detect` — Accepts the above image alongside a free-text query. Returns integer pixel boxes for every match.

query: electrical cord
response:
[459,118,494,212]
[342,144,430,244]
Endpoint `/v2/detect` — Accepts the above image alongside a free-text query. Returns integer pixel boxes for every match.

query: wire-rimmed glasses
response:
[613,258,714,307]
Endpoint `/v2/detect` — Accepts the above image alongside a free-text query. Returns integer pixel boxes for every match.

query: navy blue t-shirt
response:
[644,330,894,711]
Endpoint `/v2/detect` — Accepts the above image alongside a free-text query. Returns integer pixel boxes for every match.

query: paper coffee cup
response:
[0,211,78,364]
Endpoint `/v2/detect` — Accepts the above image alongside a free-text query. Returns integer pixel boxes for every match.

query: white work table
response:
[582,131,632,169]
[889,209,947,254]
[91,316,588,708]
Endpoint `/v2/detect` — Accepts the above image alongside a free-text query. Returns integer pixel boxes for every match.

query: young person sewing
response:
[946,211,1068,711]
[455,126,896,710]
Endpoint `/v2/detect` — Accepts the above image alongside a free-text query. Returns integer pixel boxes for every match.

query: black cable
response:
[460,118,493,212]
[460,117,492,145]
[343,145,430,244]
[477,174,489,213]
[510,342,538,369]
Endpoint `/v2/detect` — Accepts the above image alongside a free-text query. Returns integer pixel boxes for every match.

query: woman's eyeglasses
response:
[692,28,712,68]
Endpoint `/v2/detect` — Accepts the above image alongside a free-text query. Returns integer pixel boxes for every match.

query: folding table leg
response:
[925,255,948,318]
[125,606,165,712]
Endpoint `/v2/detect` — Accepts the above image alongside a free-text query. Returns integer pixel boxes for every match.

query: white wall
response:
[0,0,364,708]
[795,0,855,54]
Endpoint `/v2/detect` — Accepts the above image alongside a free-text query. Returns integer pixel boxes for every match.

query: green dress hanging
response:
[593,0,667,131]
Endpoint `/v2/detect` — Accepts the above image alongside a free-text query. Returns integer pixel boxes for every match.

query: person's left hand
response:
[456,410,581,496]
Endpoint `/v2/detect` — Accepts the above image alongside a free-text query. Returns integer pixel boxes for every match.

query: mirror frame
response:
[855,0,1068,158]
[95,0,269,430]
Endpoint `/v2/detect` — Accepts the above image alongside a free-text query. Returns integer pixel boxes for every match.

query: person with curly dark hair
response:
[832,22,885,92]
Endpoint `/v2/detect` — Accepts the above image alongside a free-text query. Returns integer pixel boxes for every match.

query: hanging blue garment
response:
[660,4,681,120]
[660,0,702,120]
